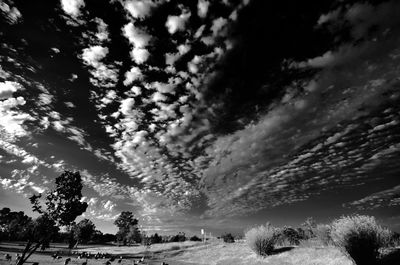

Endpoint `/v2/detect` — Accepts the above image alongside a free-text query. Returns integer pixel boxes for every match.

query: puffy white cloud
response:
[60,0,85,17]
[130,86,142,96]
[166,11,191,34]
[94,18,109,41]
[81,46,118,87]
[125,0,156,19]
[82,45,108,67]
[130,47,150,64]
[123,66,143,86]
[211,17,228,36]
[197,0,209,18]
[0,96,33,137]
[0,81,24,99]
[0,2,22,24]
[119,98,135,116]
[152,81,175,94]
[152,92,167,102]
[123,23,152,48]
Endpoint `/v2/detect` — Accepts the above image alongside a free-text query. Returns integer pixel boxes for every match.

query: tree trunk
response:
[19,243,41,265]
[16,241,41,265]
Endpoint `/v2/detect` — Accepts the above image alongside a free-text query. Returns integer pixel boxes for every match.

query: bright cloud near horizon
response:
[1,0,400,235]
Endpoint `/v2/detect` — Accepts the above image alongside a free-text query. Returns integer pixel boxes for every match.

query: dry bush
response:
[313,224,332,246]
[330,215,391,265]
[245,223,278,257]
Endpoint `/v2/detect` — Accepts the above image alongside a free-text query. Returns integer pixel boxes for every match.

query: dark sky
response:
[1,0,400,235]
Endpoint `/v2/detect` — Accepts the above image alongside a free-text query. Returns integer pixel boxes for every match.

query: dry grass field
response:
[0,241,354,265]
[1,241,399,265]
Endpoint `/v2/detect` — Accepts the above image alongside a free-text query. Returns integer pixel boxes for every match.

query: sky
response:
[1,0,400,236]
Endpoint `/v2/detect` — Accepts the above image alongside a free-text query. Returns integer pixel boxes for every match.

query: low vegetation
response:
[245,223,279,256]
[244,214,398,265]
[330,215,391,265]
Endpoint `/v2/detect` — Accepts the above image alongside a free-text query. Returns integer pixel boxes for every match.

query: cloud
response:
[119,98,135,116]
[211,17,228,36]
[347,185,400,210]
[124,0,157,19]
[60,0,85,17]
[82,45,108,66]
[123,66,143,86]
[166,11,191,34]
[0,87,33,137]
[0,1,22,24]
[197,0,209,18]
[130,47,150,64]
[0,81,24,99]
[81,46,119,87]
[94,18,109,42]
[123,23,152,48]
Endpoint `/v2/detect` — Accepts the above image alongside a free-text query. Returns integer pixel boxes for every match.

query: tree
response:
[72,219,96,248]
[17,170,88,265]
[0,208,32,241]
[149,233,162,244]
[222,233,235,243]
[127,225,142,244]
[114,211,139,245]
[302,217,317,239]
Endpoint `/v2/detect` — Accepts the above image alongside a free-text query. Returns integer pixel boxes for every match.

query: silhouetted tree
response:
[0,208,32,242]
[17,171,88,265]
[72,218,96,247]
[189,235,202,242]
[302,217,317,239]
[222,233,235,243]
[150,233,162,244]
[114,211,139,245]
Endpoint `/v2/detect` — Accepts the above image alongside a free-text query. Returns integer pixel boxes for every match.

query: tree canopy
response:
[114,211,140,245]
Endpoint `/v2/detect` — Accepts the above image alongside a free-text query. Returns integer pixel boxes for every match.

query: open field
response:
[1,241,400,265]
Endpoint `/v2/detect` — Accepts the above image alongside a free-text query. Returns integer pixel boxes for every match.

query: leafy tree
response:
[277,226,302,245]
[72,219,96,247]
[150,233,162,244]
[0,208,32,241]
[114,211,139,245]
[302,217,317,239]
[169,232,186,242]
[127,225,142,244]
[222,233,235,243]
[17,170,88,265]
[189,235,202,242]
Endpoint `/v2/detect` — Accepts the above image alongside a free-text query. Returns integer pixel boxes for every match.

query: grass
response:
[167,241,353,265]
[1,241,399,265]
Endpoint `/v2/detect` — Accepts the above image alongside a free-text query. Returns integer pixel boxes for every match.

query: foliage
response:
[72,218,96,245]
[245,223,279,256]
[169,232,186,242]
[30,171,88,226]
[276,226,302,246]
[127,225,142,244]
[0,207,32,241]
[190,235,202,241]
[313,224,332,246]
[330,214,391,265]
[17,170,88,265]
[91,230,117,244]
[114,211,139,245]
[222,233,235,243]
[150,233,163,244]
[301,217,317,239]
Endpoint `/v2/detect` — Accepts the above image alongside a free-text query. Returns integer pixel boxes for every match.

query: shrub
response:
[276,226,302,246]
[330,215,391,265]
[313,224,332,246]
[189,235,202,242]
[245,223,278,256]
[222,233,235,243]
